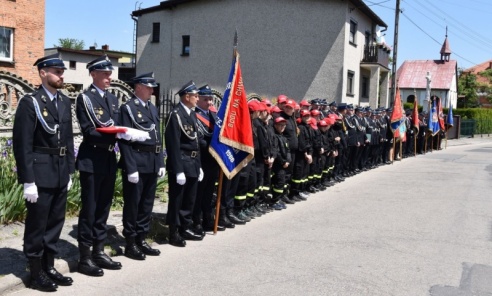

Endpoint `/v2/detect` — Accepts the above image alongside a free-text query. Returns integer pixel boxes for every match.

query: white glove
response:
[176,173,186,185]
[128,172,139,184]
[67,177,73,191]
[116,132,132,141]
[198,168,204,182]
[23,182,38,203]
[125,127,151,142]
[158,167,166,179]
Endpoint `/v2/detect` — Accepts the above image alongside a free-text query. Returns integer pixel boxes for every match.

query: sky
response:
[46,0,492,71]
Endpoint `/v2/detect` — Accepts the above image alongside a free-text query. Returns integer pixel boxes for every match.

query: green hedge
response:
[402,103,492,134]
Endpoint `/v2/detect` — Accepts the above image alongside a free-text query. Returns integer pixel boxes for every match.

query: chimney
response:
[102,44,109,51]
[89,46,96,50]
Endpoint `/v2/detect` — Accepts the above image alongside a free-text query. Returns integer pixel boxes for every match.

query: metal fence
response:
[156,90,177,144]
[460,118,492,138]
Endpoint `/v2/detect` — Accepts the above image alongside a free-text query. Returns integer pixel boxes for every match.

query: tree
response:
[457,71,479,108]
[54,38,85,50]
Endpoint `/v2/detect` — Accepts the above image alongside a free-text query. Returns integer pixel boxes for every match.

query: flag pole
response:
[445,129,448,149]
[213,171,224,234]
[413,89,417,157]
[391,136,396,163]
[424,133,428,154]
[213,29,239,234]
[399,139,402,161]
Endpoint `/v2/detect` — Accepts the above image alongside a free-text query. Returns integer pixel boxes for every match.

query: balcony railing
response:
[362,44,390,67]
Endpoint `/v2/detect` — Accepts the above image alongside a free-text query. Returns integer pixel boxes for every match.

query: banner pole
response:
[391,136,396,164]
[399,139,402,161]
[213,170,224,235]
[445,130,448,149]
[424,133,427,154]
[414,129,417,156]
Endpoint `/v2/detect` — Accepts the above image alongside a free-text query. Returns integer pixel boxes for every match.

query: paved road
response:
[7,141,492,296]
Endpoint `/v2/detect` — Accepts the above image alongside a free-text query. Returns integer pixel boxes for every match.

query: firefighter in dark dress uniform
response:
[75,55,122,276]
[165,81,204,247]
[193,84,226,233]
[118,72,165,260]
[13,54,75,291]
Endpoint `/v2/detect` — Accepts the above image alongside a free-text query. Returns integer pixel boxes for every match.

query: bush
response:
[0,139,26,224]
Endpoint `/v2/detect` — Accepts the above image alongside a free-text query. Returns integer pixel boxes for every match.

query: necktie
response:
[53,95,58,110]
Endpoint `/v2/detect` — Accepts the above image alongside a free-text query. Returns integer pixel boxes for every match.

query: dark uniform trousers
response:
[24,187,68,258]
[78,169,116,246]
[193,160,218,225]
[75,85,119,247]
[122,173,157,237]
[167,174,198,227]
[13,87,75,258]
[220,175,236,212]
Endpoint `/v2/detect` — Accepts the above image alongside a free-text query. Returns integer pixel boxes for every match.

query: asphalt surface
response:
[1,135,492,296]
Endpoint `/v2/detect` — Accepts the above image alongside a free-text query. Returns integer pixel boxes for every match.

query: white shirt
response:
[91,84,106,98]
[180,101,193,115]
[41,84,57,103]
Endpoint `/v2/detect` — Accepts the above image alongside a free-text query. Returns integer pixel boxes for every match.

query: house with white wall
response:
[131,0,391,107]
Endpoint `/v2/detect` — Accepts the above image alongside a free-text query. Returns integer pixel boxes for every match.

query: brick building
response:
[0,0,45,84]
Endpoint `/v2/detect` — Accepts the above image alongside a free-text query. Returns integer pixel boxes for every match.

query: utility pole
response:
[390,0,401,106]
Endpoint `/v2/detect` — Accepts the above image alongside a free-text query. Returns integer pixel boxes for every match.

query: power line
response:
[415,0,492,47]
[404,0,492,52]
[399,11,479,66]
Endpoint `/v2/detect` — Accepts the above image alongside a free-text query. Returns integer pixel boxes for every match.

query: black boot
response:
[203,214,226,231]
[125,237,146,260]
[42,253,73,286]
[29,258,58,291]
[92,242,122,270]
[218,211,235,229]
[168,225,186,247]
[191,223,206,238]
[78,245,103,277]
[136,236,161,256]
[226,208,246,225]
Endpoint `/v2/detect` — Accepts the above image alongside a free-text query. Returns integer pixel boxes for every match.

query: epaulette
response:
[27,90,38,96]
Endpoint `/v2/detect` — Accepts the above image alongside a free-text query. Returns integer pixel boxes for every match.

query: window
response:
[69,60,76,70]
[0,26,14,62]
[347,70,355,96]
[361,76,369,98]
[349,20,357,46]
[181,35,190,56]
[365,31,371,46]
[152,23,160,43]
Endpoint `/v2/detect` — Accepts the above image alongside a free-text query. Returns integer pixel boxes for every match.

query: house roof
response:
[46,47,123,59]
[396,60,457,90]
[463,60,492,74]
[132,0,387,27]
[462,60,492,85]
